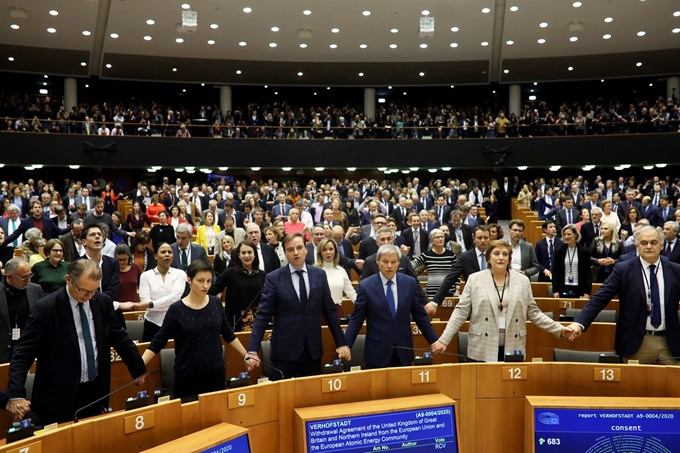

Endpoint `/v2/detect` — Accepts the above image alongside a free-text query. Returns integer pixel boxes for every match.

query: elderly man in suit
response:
[236,223,280,274]
[506,220,539,278]
[569,226,680,364]
[171,223,209,272]
[662,221,680,264]
[448,210,473,253]
[345,244,438,368]
[60,220,85,263]
[0,258,44,363]
[5,260,146,424]
[0,204,24,248]
[3,201,71,246]
[245,233,350,379]
[215,215,246,256]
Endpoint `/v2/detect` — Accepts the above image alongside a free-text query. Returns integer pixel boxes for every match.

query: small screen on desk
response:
[200,433,250,453]
[534,408,680,452]
[305,406,457,452]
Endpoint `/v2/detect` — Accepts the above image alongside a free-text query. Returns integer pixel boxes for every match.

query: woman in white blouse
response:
[315,237,356,319]
[137,242,187,342]
[600,199,621,232]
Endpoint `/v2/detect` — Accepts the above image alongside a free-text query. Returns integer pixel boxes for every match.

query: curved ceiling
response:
[0,0,679,85]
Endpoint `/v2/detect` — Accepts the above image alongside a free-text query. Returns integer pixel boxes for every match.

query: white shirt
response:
[289,263,310,301]
[139,267,187,327]
[256,245,266,271]
[379,273,398,313]
[300,210,313,230]
[510,241,522,270]
[102,239,116,258]
[321,262,357,305]
[67,286,99,383]
[563,246,579,286]
[640,258,666,331]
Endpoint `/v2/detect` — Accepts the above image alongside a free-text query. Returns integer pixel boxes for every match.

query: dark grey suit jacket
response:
[0,283,43,363]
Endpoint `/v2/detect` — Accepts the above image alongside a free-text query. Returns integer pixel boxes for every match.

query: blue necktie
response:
[386,280,396,319]
[480,253,487,270]
[78,303,97,382]
[649,265,661,328]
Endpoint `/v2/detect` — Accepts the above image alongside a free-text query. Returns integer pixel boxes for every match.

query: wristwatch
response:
[148,302,154,309]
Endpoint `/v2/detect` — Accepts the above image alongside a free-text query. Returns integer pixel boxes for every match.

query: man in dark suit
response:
[402,213,429,259]
[331,225,363,277]
[580,207,603,249]
[555,198,581,236]
[60,220,85,264]
[245,233,350,379]
[5,260,146,424]
[431,225,491,310]
[0,204,23,248]
[639,196,657,226]
[345,244,438,369]
[237,223,280,274]
[171,223,209,271]
[433,196,451,229]
[581,191,600,213]
[447,210,473,252]
[271,193,291,220]
[0,258,44,363]
[662,221,680,264]
[654,195,676,228]
[569,226,680,364]
[535,220,562,283]
[224,202,246,228]
[618,189,641,220]
[3,201,71,246]
[63,187,79,213]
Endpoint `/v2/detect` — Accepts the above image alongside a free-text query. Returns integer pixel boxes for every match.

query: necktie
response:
[594,224,600,237]
[654,194,659,205]
[548,239,554,266]
[78,303,97,382]
[386,280,396,319]
[649,264,661,328]
[480,252,487,270]
[666,242,672,256]
[295,270,308,306]
[338,245,345,257]
[11,220,18,247]
[628,201,632,208]
[181,248,188,270]
[664,209,668,220]
[281,204,285,215]
[413,229,421,256]
[567,210,572,224]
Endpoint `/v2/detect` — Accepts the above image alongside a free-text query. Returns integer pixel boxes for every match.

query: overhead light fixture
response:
[419,72,425,76]
[402,170,411,174]
[506,40,514,45]
[420,43,428,48]
[174,168,184,172]
[24,166,35,171]
[172,67,177,71]
[550,165,561,171]
[243,7,252,13]
[603,34,612,39]
[674,28,680,34]
[210,23,218,29]
[569,36,578,42]
[299,43,307,48]
[200,168,212,174]
[482,8,491,13]
[539,22,548,28]
[422,9,430,15]
[451,27,459,32]
[181,4,191,10]
[481,41,489,46]
[185,166,195,170]
[69,165,80,169]
[388,86,392,89]
[428,169,437,173]
[8,57,14,61]
[537,38,546,44]
[147,19,155,25]
[47,28,56,33]
[176,38,184,43]
[636,61,642,67]
[504,69,509,74]
[80,62,87,67]
[359,43,367,48]
[106,63,112,68]
[442,167,452,171]
[604,17,613,22]
[573,2,582,7]
[403,92,407,95]
[49,10,59,16]
[282,167,292,171]
[236,70,242,74]
[568,66,574,71]
[271,26,279,32]
[303,9,312,15]
[656,163,668,168]
[510,5,519,11]
[269,42,277,47]
[297,71,303,76]
[362,11,371,16]
[378,167,387,171]
[144,35,152,40]
[409,167,419,171]
[207,40,215,45]
[518,166,528,171]
[331,28,339,33]
[315,167,325,171]
[32,164,43,169]
[674,11,680,17]
[82,30,91,36]
[643,165,655,170]
[39,89,48,95]
[450,42,458,47]
[390,44,397,49]
[391,28,399,33]
[621,164,631,169]
[528,95,537,101]
[110,33,119,38]
[329,44,337,48]
[10,24,19,30]
[347,167,356,172]
[637,31,646,36]
[239,41,247,46]
[358,72,364,77]
[44,75,48,78]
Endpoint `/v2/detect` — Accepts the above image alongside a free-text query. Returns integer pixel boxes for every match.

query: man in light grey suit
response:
[215,215,246,255]
[170,223,209,271]
[0,258,44,363]
[75,187,96,213]
[507,219,539,278]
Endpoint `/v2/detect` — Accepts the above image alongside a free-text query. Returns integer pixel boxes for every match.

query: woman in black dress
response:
[142,260,248,401]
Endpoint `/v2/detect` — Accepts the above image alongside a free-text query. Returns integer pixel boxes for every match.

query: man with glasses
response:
[358,215,387,260]
[0,257,43,363]
[5,259,146,424]
[507,220,539,278]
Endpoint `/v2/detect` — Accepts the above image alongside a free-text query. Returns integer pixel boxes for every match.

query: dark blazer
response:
[447,224,474,251]
[77,255,120,303]
[246,265,346,361]
[555,208,581,236]
[580,222,601,249]
[402,227,429,259]
[431,248,483,305]
[271,204,291,219]
[5,288,145,424]
[576,258,680,358]
[345,273,438,368]
[639,204,657,225]
[3,214,71,245]
[0,283,43,363]
[664,241,680,265]
[393,207,410,231]
[618,200,642,221]
[535,237,562,282]
[589,238,624,282]
[358,240,378,261]
[170,243,209,270]
[11,197,30,217]
[484,202,499,225]
[552,244,592,297]
[654,206,676,228]
[59,231,80,264]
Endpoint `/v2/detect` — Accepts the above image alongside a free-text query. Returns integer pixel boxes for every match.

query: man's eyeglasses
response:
[74,282,98,296]
[87,232,103,238]
[11,273,33,282]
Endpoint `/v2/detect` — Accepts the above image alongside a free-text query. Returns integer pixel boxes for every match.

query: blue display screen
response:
[200,433,250,453]
[305,406,457,452]
[534,408,680,452]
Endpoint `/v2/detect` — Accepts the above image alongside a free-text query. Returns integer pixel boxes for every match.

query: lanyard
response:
[566,247,577,274]
[492,271,508,312]
[641,262,660,314]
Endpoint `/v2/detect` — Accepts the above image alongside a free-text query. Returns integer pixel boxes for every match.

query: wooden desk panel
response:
[665,366,680,397]
[199,383,279,430]
[0,425,72,453]
[140,422,249,453]
[476,398,525,453]
[383,364,460,400]
[476,363,554,398]
[551,362,667,397]
[181,401,200,436]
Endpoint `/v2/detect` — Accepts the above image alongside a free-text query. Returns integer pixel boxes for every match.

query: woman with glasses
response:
[30,239,68,294]
[411,229,457,298]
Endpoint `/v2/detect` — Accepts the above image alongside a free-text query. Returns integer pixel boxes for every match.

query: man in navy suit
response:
[654,195,676,228]
[581,191,600,213]
[433,196,451,228]
[3,201,71,246]
[171,223,209,294]
[271,192,291,220]
[535,220,562,282]
[245,233,350,379]
[569,226,680,364]
[580,207,604,249]
[345,244,438,369]
[639,196,657,226]
[402,213,429,259]
[662,221,680,264]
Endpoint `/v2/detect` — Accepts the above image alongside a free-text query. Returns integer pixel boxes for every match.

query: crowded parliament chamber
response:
[1,0,680,452]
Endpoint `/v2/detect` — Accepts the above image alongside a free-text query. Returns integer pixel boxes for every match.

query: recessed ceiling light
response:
[271,26,279,32]
[537,38,546,44]
[327,87,331,90]
[146,19,155,25]
[391,28,399,33]
[450,85,454,88]
[482,7,491,13]
[601,79,604,82]
[172,67,177,71]
[534,82,538,85]
[43,82,47,86]
[403,92,407,95]
[636,61,642,67]
[85,84,89,87]
[358,72,364,76]
[362,11,371,16]
[144,35,152,41]
[504,69,509,73]
[10,24,19,30]
[573,2,582,7]
[509,6,519,11]
[236,70,241,74]
[243,7,252,13]
[8,57,14,61]
[359,43,367,48]
[419,72,425,76]
[182,89,186,92]
[44,75,48,78]
[388,86,392,89]
[481,41,489,46]
[269,42,277,47]
[303,9,312,15]
[506,40,514,45]
[451,27,459,32]
[207,39,215,45]
[299,43,307,48]
[106,63,112,68]
[329,44,337,49]
[568,66,574,71]
[181,4,190,10]
[201,83,205,86]
[674,11,680,16]
[210,23,218,29]
[49,10,59,16]
[450,42,459,47]
[110,33,119,39]
[674,28,680,34]
[420,43,428,48]
[297,72,303,76]
[637,31,646,36]
[539,22,548,28]
[603,34,612,39]
[331,28,339,33]
[47,28,56,33]
[604,17,613,22]
[80,62,87,67]
[390,44,397,49]
[82,30,91,36]
[175,38,184,43]
[239,41,247,46]
[422,10,430,15]
[570,36,578,42]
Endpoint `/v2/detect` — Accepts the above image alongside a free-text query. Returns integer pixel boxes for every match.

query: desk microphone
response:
[244,357,285,380]
[74,368,159,423]
[389,346,482,363]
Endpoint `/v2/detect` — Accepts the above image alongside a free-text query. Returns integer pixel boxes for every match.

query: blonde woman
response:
[315,238,356,319]
[196,211,220,255]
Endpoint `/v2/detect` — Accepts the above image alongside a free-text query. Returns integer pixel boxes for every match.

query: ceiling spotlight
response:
[172,67,178,71]
[506,40,514,45]
[451,27,460,32]
[604,17,613,22]
[181,4,190,10]
[82,30,91,36]
[601,79,605,82]
[271,26,279,32]
[44,75,48,78]
[673,10,680,16]
[503,69,509,74]
[422,10,430,15]
[251,167,261,172]
[10,24,19,30]
[450,42,459,47]
[176,38,184,43]
[568,66,574,71]
[347,167,356,172]
[243,7,252,13]
[201,83,205,86]
[390,44,397,49]
[269,42,277,47]
[420,43,428,48]
[403,92,407,95]
[359,43,367,48]
[388,86,392,89]
[419,72,425,76]
[391,28,399,33]
[146,19,155,25]
[482,7,491,13]
[674,28,680,34]
[299,43,307,48]
[144,36,152,40]
[510,6,519,11]
[85,84,89,87]
[442,167,452,171]
[210,23,218,29]
[80,62,87,67]
[43,82,47,86]
[236,70,241,74]
[481,41,489,46]
[329,44,337,49]
[570,36,578,42]
[207,39,215,45]
[539,22,548,28]
[110,33,119,38]
[297,71,303,76]
[331,28,339,33]
[636,61,642,67]
[282,167,292,172]
[8,57,14,61]
[327,87,331,90]
[637,31,646,36]
[49,10,59,16]
[315,167,325,172]
[303,9,312,15]
[182,89,186,92]
[362,11,371,16]
[573,2,582,7]
[47,28,56,33]
[239,41,247,46]
[603,34,612,39]
[358,72,364,77]
[537,38,546,44]
[106,63,112,68]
